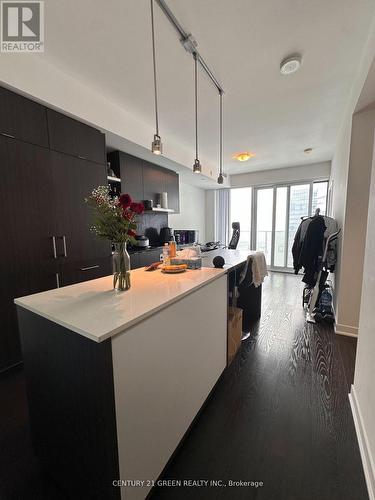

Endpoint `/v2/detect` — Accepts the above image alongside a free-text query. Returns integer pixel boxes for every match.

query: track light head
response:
[193,158,202,174]
[151,134,163,155]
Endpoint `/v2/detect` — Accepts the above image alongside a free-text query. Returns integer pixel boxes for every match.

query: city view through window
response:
[230,181,328,269]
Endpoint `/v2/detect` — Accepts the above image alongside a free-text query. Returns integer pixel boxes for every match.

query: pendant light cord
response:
[151,0,159,136]
[194,52,198,160]
[219,91,223,176]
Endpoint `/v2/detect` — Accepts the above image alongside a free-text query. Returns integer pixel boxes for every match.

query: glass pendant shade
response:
[193,158,202,173]
[151,134,162,155]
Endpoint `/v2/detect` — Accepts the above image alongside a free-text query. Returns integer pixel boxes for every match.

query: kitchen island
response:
[15,266,229,500]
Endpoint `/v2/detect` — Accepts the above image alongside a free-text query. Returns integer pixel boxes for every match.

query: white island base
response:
[15,268,227,500]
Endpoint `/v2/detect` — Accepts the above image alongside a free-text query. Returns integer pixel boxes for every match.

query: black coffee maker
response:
[160,227,172,244]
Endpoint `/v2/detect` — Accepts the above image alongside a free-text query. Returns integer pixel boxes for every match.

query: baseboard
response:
[349,385,375,500]
[335,322,358,337]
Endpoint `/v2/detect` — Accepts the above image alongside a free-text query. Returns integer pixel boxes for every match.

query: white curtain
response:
[215,189,230,245]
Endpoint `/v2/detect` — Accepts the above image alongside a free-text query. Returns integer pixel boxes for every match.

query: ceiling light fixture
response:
[150,0,163,155]
[280,54,302,76]
[217,91,224,184]
[233,152,256,162]
[193,53,202,174]
[304,147,313,154]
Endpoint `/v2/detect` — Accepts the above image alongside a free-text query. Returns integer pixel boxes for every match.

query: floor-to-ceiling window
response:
[228,180,328,270]
[229,187,252,250]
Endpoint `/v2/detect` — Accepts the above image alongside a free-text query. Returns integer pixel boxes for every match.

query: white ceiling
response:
[42,0,375,176]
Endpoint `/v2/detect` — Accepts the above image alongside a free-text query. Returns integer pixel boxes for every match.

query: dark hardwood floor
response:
[0,272,367,500]
[150,273,367,500]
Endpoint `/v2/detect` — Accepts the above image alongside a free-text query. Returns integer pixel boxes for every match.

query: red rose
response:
[119,193,132,208]
[122,210,132,220]
[127,229,136,237]
[130,202,144,215]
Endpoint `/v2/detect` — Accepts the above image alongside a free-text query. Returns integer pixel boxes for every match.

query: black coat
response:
[292,216,327,282]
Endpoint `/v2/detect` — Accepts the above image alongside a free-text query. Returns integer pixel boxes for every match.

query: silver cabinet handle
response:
[1,132,15,139]
[80,265,100,271]
[52,236,57,259]
[62,236,67,257]
[55,273,60,288]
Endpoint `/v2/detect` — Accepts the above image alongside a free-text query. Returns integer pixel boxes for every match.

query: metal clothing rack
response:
[306,228,341,323]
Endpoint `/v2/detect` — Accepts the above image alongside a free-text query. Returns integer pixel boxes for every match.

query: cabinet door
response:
[130,252,140,270]
[143,163,165,205]
[164,170,179,212]
[0,136,56,370]
[47,109,106,164]
[139,249,162,268]
[118,153,143,201]
[59,256,112,287]
[0,86,49,147]
[50,152,111,270]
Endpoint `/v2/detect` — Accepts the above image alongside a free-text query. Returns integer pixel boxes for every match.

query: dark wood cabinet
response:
[47,109,106,164]
[129,252,140,270]
[129,249,162,270]
[0,136,57,370]
[138,249,162,268]
[50,151,111,286]
[109,151,143,201]
[0,86,49,148]
[142,163,165,204]
[164,170,179,212]
[107,151,180,212]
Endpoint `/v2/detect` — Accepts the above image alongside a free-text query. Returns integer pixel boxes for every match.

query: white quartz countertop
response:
[15,267,226,343]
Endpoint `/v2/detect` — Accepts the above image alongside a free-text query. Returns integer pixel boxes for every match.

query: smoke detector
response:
[280,55,302,75]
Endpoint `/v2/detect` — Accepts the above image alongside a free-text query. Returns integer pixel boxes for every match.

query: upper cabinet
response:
[47,109,106,164]
[108,151,180,213]
[0,86,49,148]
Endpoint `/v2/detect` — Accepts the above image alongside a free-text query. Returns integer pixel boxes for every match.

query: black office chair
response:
[228,222,240,249]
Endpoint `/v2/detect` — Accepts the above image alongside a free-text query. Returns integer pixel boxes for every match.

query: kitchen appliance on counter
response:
[142,200,153,210]
[174,230,199,245]
[135,235,150,248]
[160,226,172,244]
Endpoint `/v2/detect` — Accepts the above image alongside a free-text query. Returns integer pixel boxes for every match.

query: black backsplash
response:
[136,212,168,246]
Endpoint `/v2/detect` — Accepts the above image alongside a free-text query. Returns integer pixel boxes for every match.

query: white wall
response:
[230,162,331,188]
[169,182,206,242]
[334,107,375,335]
[351,131,375,499]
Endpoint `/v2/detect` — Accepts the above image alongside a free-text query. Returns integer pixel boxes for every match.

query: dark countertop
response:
[201,248,257,270]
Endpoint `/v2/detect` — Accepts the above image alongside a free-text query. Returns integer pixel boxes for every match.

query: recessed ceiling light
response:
[280,55,302,75]
[232,152,256,162]
[304,147,313,154]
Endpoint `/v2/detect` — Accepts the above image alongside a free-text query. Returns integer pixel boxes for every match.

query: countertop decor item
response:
[213,255,225,268]
[161,264,187,274]
[135,235,150,248]
[85,186,144,291]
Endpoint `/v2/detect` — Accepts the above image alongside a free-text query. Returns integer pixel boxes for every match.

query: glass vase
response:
[112,242,131,291]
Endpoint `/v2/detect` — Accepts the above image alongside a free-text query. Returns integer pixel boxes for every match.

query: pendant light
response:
[150,0,162,155]
[217,90,224,184]
[193,53,202,173]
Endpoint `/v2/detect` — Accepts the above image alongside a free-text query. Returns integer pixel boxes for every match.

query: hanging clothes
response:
[323,217,339,271]
[301,216,327,285]
[292,215,338,275]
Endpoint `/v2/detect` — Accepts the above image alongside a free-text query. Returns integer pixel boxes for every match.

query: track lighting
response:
[150,0,163,155]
